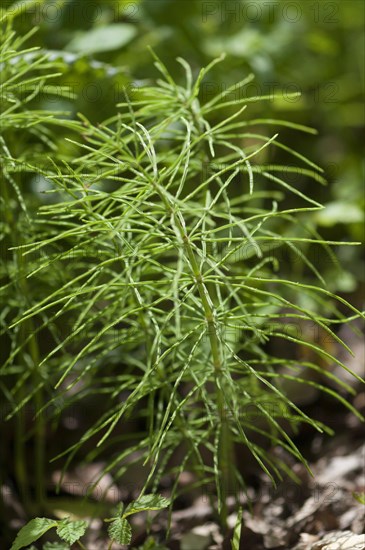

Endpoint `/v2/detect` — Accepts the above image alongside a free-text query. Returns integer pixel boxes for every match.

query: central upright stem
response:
[152,179,231,529]
[181,231,231,530]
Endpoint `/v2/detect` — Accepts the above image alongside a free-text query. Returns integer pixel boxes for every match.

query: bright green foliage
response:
[108,517,133,545]
[5,49,364,529]
[106,494,170,545]
[6,50,362,527]
[124,494,171,517]
[10,516,84,550]
[56,518,87,546]
[10,518,57,550]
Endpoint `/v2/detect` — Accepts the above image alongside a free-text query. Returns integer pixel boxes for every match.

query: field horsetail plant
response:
[1,5,364,547]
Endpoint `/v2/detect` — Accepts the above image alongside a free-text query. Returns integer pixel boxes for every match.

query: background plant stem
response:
[1,176,45,511]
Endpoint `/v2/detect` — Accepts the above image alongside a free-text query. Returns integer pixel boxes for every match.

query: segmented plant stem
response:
[151,179,231,529]
[181,231,231,529]
[2,178,45,510]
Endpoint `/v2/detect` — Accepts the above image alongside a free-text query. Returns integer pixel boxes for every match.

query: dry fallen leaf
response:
[311,530,365,550]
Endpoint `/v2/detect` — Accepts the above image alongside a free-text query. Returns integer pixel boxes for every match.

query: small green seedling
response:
[10,494,170,550]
